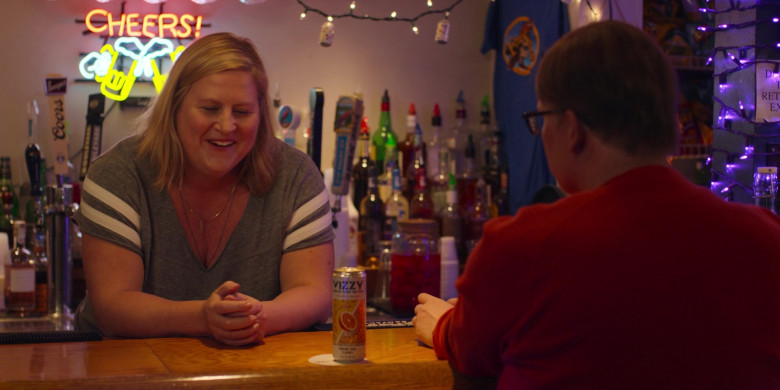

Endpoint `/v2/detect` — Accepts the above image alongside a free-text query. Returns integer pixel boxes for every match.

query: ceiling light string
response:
[298,0,462,46]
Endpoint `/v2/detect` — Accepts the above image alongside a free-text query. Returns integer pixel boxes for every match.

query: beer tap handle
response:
[25,143,42,197]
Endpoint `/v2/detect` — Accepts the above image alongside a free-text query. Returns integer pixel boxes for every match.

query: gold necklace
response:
[179,182,239,268]
[179,182,238,233]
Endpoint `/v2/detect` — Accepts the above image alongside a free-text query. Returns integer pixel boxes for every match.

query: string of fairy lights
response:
[296,0,463,46]
[703,1,780,200]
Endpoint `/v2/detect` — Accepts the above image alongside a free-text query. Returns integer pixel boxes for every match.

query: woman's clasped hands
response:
[204,281,267,346]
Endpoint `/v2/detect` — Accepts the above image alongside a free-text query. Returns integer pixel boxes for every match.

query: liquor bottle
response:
[410,165,435,219]
[0,157,15,248]
[426,103,443,180]
[377,136,398,202]
[754,166,778,214]
[351,119,374,211]
[31,231,49,315]
[5,220,35,314]
[437,173,465,264]
[481,95,501,199]
[457,135,478,215]
[358,165,385,267]
[465,178,490,258]
[447,91,468,176]
[404,121,426,203]
[26,143,45,249]
[429,150,451,214]
[491,169,511,217]
[371,90,398,176]
[398,102,417,188]
[384,166,409,241]
[478,95,491,171]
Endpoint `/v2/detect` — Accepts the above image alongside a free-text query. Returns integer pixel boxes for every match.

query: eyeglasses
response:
[522,110,565,136]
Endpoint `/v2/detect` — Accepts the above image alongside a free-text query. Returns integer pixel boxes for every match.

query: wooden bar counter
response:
[0,326,453,389]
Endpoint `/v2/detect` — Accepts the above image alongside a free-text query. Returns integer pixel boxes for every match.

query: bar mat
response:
[310,320,413,332]
[0,331,102,344]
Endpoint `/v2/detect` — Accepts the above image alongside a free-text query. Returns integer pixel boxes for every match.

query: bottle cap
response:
[406,103,417,128]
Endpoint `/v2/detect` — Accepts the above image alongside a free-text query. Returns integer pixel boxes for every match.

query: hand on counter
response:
[204,281,266,346]
[412,293,457,348]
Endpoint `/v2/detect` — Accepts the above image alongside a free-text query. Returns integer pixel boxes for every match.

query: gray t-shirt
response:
[73,135,334,333]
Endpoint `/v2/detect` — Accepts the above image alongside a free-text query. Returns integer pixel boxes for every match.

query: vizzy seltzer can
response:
[332,267,366,362]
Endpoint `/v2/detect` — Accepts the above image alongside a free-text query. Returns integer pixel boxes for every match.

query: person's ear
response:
[563,109,586,154]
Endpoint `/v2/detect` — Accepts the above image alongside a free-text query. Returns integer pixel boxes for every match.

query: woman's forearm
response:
[92,291,209,338]
[262,285,331,335]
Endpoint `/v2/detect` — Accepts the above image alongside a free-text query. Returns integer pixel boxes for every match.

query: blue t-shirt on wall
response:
[482,0,569,211]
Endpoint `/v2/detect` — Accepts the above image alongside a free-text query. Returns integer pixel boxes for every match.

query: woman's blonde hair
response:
[136,32,278,194]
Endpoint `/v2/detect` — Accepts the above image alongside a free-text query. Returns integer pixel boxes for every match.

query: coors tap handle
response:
[330,95,364,207]
[45,74,75,318]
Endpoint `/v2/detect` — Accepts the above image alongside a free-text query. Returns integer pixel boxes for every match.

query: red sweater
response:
[433,166,780,389]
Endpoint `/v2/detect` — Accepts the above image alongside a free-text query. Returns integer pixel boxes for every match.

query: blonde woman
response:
[75,33,334,346]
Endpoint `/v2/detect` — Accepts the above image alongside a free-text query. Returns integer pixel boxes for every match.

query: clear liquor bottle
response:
[404,122,426,203]
[377,137,398,202]
[410,165,435,219]
[429,150,451,215]
[383,166,409,241]
[456,135,478,215]
[464,178,490,258]
[5,220,34,314]
[0,157,15,248]
[447,91,468,176]
[426,103,443,180]
[358,165,385,267]
[437,173,465,264]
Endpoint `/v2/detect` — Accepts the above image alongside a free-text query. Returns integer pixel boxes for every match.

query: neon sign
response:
[79,9,201,101]
[85,9,203,39]
[79,37,185,101]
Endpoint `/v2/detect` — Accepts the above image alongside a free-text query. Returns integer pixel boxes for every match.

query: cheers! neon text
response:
[85,9,203,39]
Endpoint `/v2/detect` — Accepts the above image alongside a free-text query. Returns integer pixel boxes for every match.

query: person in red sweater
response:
[413,20,780,389]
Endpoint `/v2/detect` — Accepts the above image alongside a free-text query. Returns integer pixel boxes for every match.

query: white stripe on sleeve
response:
[283,188,331,250]
[79,200,142,249]
[82,177,141,230]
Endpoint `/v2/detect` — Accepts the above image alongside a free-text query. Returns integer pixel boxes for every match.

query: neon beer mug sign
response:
[78,9,202,101]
